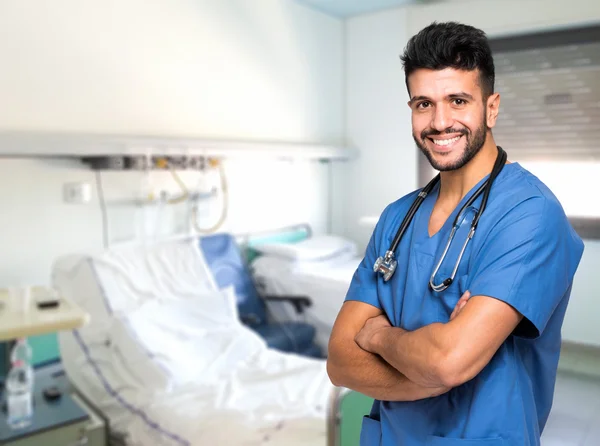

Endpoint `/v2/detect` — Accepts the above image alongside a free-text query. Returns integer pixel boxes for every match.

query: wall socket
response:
[63,182,92,204]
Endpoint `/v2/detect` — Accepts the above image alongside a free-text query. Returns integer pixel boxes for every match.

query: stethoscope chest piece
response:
[373,250,397,282]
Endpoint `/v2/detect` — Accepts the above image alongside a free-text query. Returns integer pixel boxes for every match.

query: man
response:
[327,22,584,446]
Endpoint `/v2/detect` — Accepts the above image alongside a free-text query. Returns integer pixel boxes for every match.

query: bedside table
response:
[0,365,106,446]
[0,287,89,342]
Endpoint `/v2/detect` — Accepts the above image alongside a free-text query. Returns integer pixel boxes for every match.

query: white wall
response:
[333,7,415,248]
[0,0,343,286]
[339,0,600,346]
[0,0,343,142]
[0,157,329,286]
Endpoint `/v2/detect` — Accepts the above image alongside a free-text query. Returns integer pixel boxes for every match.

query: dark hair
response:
[400,22,495,98]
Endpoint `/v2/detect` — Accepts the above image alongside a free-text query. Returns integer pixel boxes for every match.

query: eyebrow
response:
[409,92,475,103]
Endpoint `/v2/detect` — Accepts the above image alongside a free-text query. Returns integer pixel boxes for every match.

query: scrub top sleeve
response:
[468,196,584,339]
[343,205,392,310]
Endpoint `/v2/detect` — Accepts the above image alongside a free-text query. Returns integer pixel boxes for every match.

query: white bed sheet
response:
[251,254,361,352]
[52,238,334,446]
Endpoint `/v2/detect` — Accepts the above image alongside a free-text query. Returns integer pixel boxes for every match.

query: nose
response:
[431,104,454,132]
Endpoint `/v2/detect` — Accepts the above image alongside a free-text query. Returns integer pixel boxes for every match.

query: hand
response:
[450,290,471,321]
[355,314,392,353]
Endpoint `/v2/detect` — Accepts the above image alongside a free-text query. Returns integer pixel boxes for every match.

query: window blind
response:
[490,25,600,162]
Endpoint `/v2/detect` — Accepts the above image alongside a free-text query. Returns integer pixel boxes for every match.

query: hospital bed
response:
[51,237,336,446]
[327,387,374,446]
[248,227,361,353]
[200,232,323,358]
[243,227,375,446]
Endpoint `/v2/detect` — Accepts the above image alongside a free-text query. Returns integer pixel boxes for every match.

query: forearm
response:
[372,324,449,388]
[327,339,449,401]
[368,296,524,389]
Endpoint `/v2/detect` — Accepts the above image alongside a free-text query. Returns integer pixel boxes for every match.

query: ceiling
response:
[294,0,429,17]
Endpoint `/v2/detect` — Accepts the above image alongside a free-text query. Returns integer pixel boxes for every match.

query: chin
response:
[428,151,464,172]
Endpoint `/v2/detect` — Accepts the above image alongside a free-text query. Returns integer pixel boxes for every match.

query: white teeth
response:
[432,136,461,146]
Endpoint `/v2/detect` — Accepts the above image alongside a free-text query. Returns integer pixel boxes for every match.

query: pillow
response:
[253,235,357,261]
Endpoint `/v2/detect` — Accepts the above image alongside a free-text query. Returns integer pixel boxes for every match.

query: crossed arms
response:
[326,291,523,401]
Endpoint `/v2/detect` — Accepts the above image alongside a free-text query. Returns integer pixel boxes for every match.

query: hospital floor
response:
[541,372,600,445]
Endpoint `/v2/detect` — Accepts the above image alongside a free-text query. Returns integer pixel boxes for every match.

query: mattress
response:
[52,237,334,446]
[251,255,361,351]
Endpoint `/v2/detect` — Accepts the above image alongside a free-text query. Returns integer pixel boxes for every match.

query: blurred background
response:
[0,1,598,445]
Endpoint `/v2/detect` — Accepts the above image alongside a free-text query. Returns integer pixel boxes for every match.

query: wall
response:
[0,158,329,287]
[0,0,343,287]
[333,7,415,248]
[0,0,343,143]
[0,0,343,362]
[339,0,600,346]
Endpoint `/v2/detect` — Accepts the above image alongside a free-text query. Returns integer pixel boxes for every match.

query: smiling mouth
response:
[428,135,463,149]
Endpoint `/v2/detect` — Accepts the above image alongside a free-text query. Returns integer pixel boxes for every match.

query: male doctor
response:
[327,22,584,446]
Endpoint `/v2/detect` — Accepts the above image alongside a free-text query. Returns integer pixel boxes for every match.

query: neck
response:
[438,136,502,204]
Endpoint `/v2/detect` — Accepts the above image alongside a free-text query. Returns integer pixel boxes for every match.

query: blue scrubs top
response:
[345,163,584,446]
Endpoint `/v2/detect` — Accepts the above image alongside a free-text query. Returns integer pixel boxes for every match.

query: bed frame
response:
[65,224,369,446]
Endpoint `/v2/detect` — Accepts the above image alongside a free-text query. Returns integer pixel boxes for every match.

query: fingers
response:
[450,306,458,321]
[457,290,471,305]
[450,300,463,320]
[450,290,472,321]
[457,291,471,308]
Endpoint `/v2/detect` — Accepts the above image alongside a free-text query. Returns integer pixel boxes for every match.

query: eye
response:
[452,98,467,106]
[416,101,431,110]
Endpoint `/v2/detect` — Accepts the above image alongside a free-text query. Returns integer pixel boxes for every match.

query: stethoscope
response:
[373,146,507,292]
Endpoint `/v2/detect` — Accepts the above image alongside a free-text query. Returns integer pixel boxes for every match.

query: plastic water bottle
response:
[6,359,34,429]
[10,338,32,365]
[6,339,34,429]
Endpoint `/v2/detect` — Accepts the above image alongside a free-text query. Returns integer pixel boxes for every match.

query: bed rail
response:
[327,386,352,446]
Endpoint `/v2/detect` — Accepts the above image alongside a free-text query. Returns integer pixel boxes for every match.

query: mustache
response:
[421,128,468,140]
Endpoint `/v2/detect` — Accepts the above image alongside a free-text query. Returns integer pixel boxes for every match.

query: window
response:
[418,24,600,239]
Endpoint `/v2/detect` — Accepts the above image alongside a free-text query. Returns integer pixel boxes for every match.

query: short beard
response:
[414,118,488,172]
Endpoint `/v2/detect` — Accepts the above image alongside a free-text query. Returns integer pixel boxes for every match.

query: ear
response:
[486,93,501,128]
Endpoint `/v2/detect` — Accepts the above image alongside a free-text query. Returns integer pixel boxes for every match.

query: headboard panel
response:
[237,223,313,263]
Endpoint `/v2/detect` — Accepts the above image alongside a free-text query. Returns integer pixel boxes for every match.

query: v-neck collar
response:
[414,162,521,251]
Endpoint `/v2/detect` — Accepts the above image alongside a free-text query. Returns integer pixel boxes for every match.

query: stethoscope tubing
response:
[375,146,507,291]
